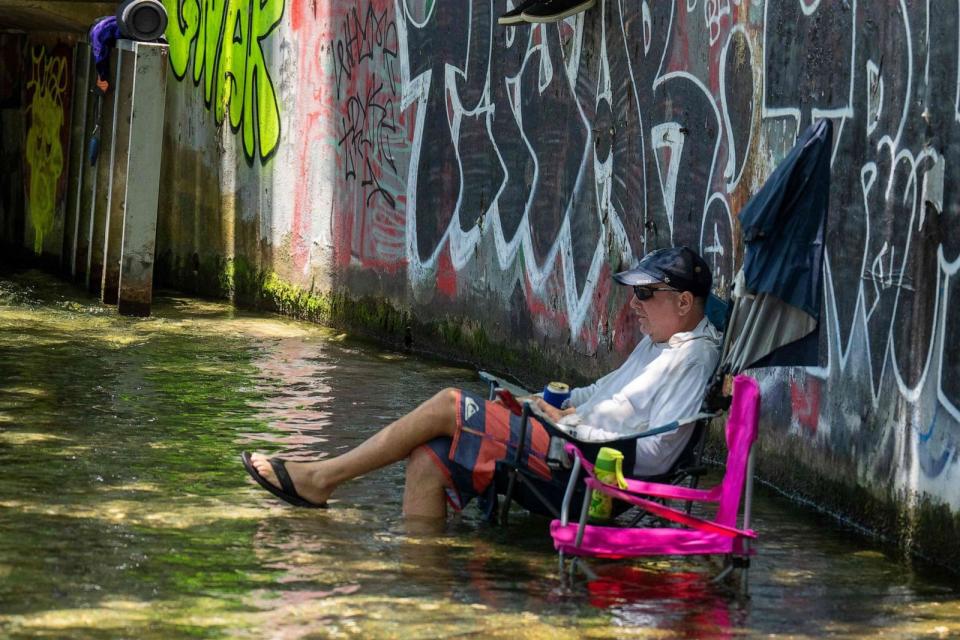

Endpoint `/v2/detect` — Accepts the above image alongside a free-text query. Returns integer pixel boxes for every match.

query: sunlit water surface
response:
[0,270,957,639]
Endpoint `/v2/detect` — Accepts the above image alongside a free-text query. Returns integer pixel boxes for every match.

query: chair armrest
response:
[621,477,720,503]
[635,413,718,439]
[554,412,719,448]
[565,441,721,502]
[562,415,715,468]
[584,478,757,539]
[478,370,530,398]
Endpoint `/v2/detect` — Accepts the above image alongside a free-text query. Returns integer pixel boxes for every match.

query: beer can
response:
[542,381,571,409]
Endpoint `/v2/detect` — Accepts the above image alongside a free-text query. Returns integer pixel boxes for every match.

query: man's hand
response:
[96,77,109,93]
[492,393,537,406]
[534,397,575,423]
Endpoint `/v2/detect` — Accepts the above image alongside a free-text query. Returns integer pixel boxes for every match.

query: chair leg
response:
[734,556,751,597]
[512,472,561,518]
[498,468,561,524]
[498,405,533,526]
[711,555,751,595]
[570,557,598,581]
[684,472,700,514]
[711,559,735,584]
[499,469,517,525]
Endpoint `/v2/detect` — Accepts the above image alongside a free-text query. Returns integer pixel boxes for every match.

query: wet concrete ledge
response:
[751,438,960,572]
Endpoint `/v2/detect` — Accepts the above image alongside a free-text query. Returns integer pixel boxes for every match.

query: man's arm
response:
[533,397,575,422]
[90,16,122,93]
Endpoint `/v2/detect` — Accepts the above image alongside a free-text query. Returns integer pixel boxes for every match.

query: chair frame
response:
[553,375,759,590]
[556,448,757,588]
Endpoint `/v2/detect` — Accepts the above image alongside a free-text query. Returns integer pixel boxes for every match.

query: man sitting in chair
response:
[243,246,721,518]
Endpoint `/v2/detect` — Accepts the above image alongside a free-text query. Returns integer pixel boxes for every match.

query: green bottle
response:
[588,447,626,522]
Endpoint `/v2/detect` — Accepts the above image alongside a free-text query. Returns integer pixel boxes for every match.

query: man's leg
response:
[249,388,460,508]
[402,446,449,518]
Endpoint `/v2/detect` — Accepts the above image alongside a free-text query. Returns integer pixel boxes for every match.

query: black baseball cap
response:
[613,246,712,298]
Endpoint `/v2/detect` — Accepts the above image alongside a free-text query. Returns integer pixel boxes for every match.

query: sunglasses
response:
[632,285,681,301]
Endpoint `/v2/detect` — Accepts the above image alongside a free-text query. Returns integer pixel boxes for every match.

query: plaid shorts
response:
[420,389,572,517]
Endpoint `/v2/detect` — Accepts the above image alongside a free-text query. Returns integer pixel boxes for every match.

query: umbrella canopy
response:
[721,119,832,374]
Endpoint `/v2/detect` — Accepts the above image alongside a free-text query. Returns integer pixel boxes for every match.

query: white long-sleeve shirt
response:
[558,317,722,476]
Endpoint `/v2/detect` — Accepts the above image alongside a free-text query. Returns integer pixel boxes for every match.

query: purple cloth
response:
[90,16,122,80]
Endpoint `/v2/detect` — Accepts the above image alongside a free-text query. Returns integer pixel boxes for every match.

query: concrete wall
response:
[0,33,76,263]
[2,1,956,565]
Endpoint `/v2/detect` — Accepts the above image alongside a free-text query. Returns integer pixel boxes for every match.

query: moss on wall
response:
[161,253,582,387]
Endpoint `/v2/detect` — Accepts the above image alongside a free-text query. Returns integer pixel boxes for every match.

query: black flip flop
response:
[241,451,328,509]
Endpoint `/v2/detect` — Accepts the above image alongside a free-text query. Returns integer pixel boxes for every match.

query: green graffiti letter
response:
[246,0,282,158]
[162,0,283,162]
[163,0,199,79]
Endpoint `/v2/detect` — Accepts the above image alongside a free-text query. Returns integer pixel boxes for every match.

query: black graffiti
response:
[397,2,960,451]
[763,0,958,473]
[332,4,400,209]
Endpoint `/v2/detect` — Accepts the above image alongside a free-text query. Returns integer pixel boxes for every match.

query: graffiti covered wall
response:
[22,42,72,258]
[156,0,959,560]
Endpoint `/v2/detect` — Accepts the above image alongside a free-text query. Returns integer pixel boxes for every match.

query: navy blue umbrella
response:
[721,119,832,373]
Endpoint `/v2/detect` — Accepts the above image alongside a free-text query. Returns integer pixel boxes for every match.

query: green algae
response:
[0,281,274,638]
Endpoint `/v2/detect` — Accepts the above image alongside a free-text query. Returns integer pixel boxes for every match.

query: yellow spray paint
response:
[24,47,67,254]
[163,0,284,162]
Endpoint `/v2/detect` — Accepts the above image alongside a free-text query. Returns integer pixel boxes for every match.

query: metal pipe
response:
[742,450,755,531]
[575,487,591,547]
[741,449,756,586]
[560,455,581,526]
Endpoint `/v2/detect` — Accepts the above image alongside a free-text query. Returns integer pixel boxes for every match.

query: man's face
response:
[629,284,687,342]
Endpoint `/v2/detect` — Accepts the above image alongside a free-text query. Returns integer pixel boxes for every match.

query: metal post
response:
[86,48,120,295]
[73,56,99,281]
[559,455,581,526]
[742,451,755,532]
[63,42,91,275]
[116,41,167,317]
[740,449,756,588]
[575,487,591,547]
[101,47,135,305]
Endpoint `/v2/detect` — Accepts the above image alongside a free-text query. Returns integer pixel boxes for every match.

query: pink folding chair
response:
[550,375,761,588]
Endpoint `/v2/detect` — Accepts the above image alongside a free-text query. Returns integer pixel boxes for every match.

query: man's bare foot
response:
[249,453,333,506]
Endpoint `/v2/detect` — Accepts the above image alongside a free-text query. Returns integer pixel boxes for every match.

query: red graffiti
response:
[330,0,407,270]
[435,243,456,297]
[790,377,822,434]
[290,0,318,31]
[291,8,335,271]
[576,265,613,352]
[523,270,569,330]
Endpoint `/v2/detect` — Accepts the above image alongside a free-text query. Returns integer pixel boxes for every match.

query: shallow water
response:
[0,269,957,639]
